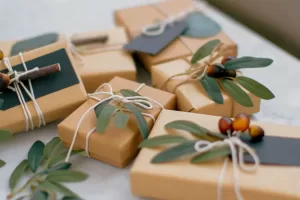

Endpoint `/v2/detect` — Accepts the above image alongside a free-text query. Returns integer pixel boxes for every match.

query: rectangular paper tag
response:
[124,21,188,55]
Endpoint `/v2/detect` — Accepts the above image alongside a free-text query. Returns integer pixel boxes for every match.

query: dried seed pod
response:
[207,63,226,78]
[232,113,250,132]
[218,117,233,135]
[249,125,264,142]
[0,73,10,92]
[0,50,4,60]
[221,56,236,64]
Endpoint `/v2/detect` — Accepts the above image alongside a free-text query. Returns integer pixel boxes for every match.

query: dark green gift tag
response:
[10,33,59,56]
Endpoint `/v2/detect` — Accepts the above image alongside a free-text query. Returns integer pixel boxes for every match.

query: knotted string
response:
[2,53,46,131]
[65,83,164,162]
[194,135,259,200]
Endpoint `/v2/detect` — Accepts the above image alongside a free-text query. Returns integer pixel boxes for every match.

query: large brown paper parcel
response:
[114,0,237,71]
[57,77,176,168]
[152,57,260,117]
[131,110,300,200]
[0,41,87,134]
[71,27,136,92]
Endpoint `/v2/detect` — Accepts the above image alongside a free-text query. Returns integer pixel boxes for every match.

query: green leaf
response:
[0,129,12,141]
[221,79,253,107]
[224,56,273,70]
[191,146,231,163]
[120,89,141,97]
[31,189,48,200]
[46,142,68,168]
[0,159,6,168]
[43,137,60,161]
[0,99,4,109]
[28,141,45,173]
[96,104,117,133]
[139,135,187,148]
[151,141,197,163]
[200,75,223,104]
[124,103,149,139]
[46,170,88,182]
[183,12,221,38]
[40,162,72,175]
[114,111,129,129]
[191,39,220,64]
[62,197,83,200]
[39,180,78,197]
[94,99,112,118]
[9,159,28,190]
[237,76,275,100]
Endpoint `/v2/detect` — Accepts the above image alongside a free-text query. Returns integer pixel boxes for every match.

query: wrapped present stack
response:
[1,0,295,200]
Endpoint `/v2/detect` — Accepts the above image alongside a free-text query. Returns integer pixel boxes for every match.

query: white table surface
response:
[0,0,300,199]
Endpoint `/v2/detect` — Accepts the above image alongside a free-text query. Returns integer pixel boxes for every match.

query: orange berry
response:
[207,64,225,78]
[232,113,250,132]
[0,73,10,92]
[0,50,3,60]
[221,56,236,65]
[249,125,264,142]
[218,117,233,135]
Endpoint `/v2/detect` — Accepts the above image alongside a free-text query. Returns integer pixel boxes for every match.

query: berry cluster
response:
[207,56,236,79]
[218,113,265,142]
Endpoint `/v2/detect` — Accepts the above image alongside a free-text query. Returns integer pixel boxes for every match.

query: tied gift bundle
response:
[0,41,87,134]
[115,0,237,70]
[152,39,275,117]
[58,77,176,168]
[132,110,300,200]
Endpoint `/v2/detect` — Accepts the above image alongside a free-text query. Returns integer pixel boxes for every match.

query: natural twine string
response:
[65,83,164,162]
[194,132,259,200]
[2,53,46,131]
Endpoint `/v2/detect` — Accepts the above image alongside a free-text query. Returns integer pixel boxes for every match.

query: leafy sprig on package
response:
[0,99,12,168]
[7,137,87,200]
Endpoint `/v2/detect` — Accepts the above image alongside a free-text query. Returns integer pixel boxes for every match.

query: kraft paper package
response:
[0,41,87,134]
[131,110,300,200]
[58,77,176,168]
[115,0,237,71]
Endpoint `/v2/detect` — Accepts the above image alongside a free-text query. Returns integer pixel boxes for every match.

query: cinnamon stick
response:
[71,35,109,46]
[18,63,61,81]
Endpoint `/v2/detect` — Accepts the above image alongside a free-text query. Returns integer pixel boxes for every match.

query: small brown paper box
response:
[152,57,260,117]
[0,41,87,134]
[114,0,237,71]
[131,110,300,200]
[57,77,176,168]
[71,27,136,92]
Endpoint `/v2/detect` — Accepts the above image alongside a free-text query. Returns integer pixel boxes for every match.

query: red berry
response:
[232,113,250,132]
[207,64,225,78]
[0,73,10,92]
[218,117,233,135]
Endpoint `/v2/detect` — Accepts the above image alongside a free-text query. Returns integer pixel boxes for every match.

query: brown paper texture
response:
[131,110,300,200]
[69,27,136,93]
[152,57,260,117]
[114,0,237,70]
[58,77,176,168]
[0,41,87,134]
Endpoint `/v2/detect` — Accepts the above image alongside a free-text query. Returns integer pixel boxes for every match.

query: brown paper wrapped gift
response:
[131,110,300,200]
[0,41,87,134]
[57,77,176,168]
[114,0,237,70]
[70,27,136,92]
[152,57,260,117]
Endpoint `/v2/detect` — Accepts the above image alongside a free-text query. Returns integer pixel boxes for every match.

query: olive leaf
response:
[31,189,48,200]
[46,141,68,168]
[0,129,12,141]
[114,111,129,129]
[191,146,231,163]
[96,104,117,133]
[191,39,220,64]
[43,137,60,161]
[47,150,81,168]
[151,141,197,163]
[9,159,28,190]
[200,75,224,104]
[39,180,78,197]
[94,99,112,118]
[183,12,221,38]
[139,135,188,148]
[40,162,72,175]
[28,141,45,173]
[62,197,83,200]
[0,159,6,168]
[224,56,273,70]
[46,170,88,183]
[124,103,149,139]
[237,76,275,100]
[120,89,140,97]
[221,79,253,107]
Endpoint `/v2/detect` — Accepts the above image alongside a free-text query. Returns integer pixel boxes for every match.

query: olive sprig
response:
[139,113,264,164]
